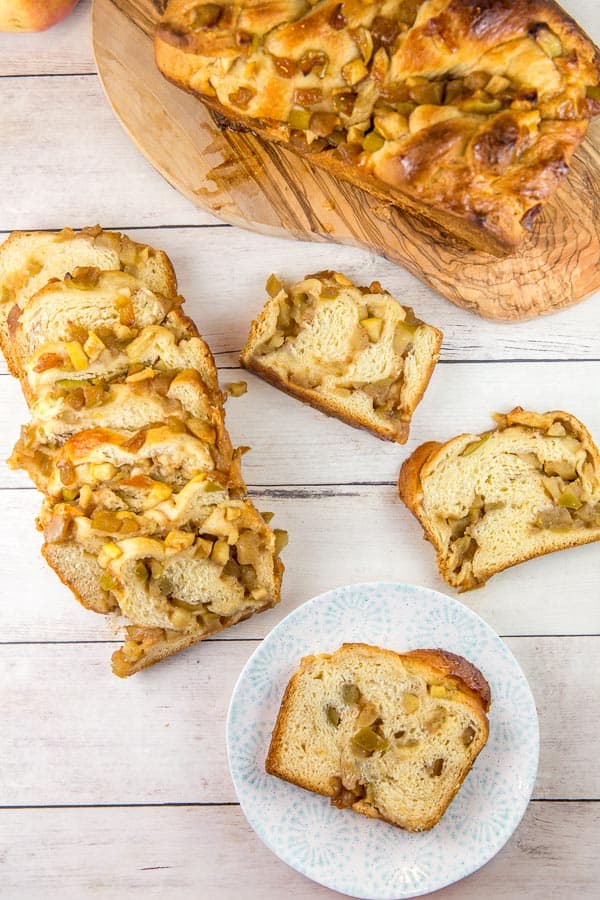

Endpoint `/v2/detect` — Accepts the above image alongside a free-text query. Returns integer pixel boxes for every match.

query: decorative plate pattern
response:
[226,583,539,899]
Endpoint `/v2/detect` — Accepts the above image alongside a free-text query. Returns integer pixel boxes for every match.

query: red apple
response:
[0,0,79,32]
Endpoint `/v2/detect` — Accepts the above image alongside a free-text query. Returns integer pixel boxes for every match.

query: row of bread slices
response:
[0,227,286,676]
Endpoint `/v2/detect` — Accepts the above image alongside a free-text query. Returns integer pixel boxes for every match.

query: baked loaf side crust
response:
[156,0,600,255]
[398,407,600,590]
[109,558,284,676]
[402,647,491,711]
[266,642,490,831]
[241,271,442,444]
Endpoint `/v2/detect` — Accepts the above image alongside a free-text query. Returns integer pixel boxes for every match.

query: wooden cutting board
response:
[92,0,600,321]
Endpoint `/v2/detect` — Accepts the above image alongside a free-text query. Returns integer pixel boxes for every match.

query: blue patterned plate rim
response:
[226,582,540,899]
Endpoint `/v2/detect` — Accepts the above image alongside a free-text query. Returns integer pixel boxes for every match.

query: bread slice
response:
[21,307,219,403]
[13,356,235,483]
[38,474,280,612]
[0,226,176,374]
[241,272,441,443]
[266,643,490,832]
[10,267,183,396]
[10,417,242,498]
[24,372,215,444]
[155,0,600,255]
[42,497,285,676]
[39,472,232,544]
[398,407,600,591]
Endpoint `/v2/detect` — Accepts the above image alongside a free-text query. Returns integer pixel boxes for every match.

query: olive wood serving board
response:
[92,0,600,321]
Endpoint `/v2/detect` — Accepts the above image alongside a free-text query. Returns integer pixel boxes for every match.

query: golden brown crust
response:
[265,651,307,779]
[243,351,409,442]
[265,641,490,831]
[398,407,600,590]
[497,406,600,452]
[402,647,491,711]
[397,439,441,512]
[156,0,600,254]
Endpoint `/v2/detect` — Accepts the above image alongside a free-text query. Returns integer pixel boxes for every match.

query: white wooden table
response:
[1,2,599,896]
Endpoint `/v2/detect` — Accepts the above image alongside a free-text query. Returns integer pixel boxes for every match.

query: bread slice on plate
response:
[241,271,441,443]
[42,497,286,676]
[0,226,176,374]
[399,407,600,591]
[266,643,490,832]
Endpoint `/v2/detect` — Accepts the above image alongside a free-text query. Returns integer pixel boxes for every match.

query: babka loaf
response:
[155,0,600,254]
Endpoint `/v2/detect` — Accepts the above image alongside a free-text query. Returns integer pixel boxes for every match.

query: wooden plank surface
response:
[0,75,218,229]
[92,0,600,322]
[0,638,597,805]
[1,802,597,900]
[1,0,600,897]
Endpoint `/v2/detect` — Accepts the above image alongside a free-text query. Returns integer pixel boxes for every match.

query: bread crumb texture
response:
[266,643,490,831]
[399,407,600,590]
[241,270,441,443]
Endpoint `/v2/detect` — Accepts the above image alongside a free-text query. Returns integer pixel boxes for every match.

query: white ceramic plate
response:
[227,583,539,899]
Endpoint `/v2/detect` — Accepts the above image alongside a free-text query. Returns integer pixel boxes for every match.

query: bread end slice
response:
[266,642,489,832]
[241,272,441,444]
[111,559,283,677]
[398,408,600,591]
